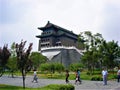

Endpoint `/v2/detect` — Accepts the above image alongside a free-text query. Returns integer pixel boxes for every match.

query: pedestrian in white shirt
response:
[102,68,108,85]
[32,70,38,83]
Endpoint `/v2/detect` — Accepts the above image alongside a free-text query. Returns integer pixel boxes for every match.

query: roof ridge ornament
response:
[48,21,50,24]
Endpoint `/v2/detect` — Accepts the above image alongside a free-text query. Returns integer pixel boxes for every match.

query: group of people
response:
[31,69,82,84]
[66,67,120,85]
[65,69,81,84]
[31,68,120,85]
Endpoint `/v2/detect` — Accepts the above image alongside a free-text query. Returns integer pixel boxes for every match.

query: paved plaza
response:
[0,76,120,90]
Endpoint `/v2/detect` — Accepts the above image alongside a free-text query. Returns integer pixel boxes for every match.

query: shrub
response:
[113,75,117,79]
[69,63,84,71]
[42,84,75,90]
[108,74,117,79]
[40,63,65,73]
[86,72,90,75]
[0,84,74,90]
[91,76,102,81]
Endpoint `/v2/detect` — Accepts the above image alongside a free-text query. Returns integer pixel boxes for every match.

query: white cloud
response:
[0,0,120,51]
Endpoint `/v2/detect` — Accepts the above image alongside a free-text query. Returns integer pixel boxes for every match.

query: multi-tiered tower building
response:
[36,21,79,51]
[36,21,82,67]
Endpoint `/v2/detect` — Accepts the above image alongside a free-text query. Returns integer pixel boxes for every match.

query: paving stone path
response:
[0,76,120,90]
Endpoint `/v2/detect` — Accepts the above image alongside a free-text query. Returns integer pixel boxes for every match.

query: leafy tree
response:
[80,31,120,75]
[54,63,64,73]
[30,52,47,70]
[6,42,17,78]
[0,45,11,77]
[7,57,17,78]
[40,63,49,71]
[15,40,33,88]
[69,63,84,71]
[78,32,86,49]
[81,51,93,74]
[80,31,104,75]
[40,63,64,73]
[40,63,55,73]
[99,40,120,70]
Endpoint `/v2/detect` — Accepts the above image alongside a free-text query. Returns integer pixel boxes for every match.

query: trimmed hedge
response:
[41,84,75,90]
[91,76,103,81]
[0,84,74,90]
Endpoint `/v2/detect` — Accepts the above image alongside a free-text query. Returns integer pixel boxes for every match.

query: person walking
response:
[117,68,120,83]
[65,70,69,83]
[77,69,81,84]
[32,70,38,83]
[75,71,78,84]
[102,68,108,85]
[75,70,81,85]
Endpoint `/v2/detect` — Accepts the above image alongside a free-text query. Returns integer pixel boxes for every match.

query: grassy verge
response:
[0,84,74,90]
[0,84,26,90]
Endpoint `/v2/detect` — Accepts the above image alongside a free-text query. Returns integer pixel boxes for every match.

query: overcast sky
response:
[0,0,120,51]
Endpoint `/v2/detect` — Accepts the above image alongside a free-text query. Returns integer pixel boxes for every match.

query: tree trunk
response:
[92,65,94,75]
[11,70,14,78]
[0,67,5,77]
[22,69,26,89]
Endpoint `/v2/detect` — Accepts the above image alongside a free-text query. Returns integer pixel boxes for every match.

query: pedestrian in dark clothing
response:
[65,70,69,83]
[75,71,78,84]
[117,68,120,83]
[75,70,81,85]
[77,69,81,84]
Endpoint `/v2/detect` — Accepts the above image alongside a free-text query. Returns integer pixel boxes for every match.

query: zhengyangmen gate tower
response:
[36,21,82,67]
[36,21,79,51]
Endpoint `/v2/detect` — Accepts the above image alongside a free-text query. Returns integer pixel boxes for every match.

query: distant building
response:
[36,21,79,51]
[36,21,82,67]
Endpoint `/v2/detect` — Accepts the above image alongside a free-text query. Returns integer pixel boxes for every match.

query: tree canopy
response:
[15,40,33,88]
[79,31,120,75]
[0,45,11,77]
